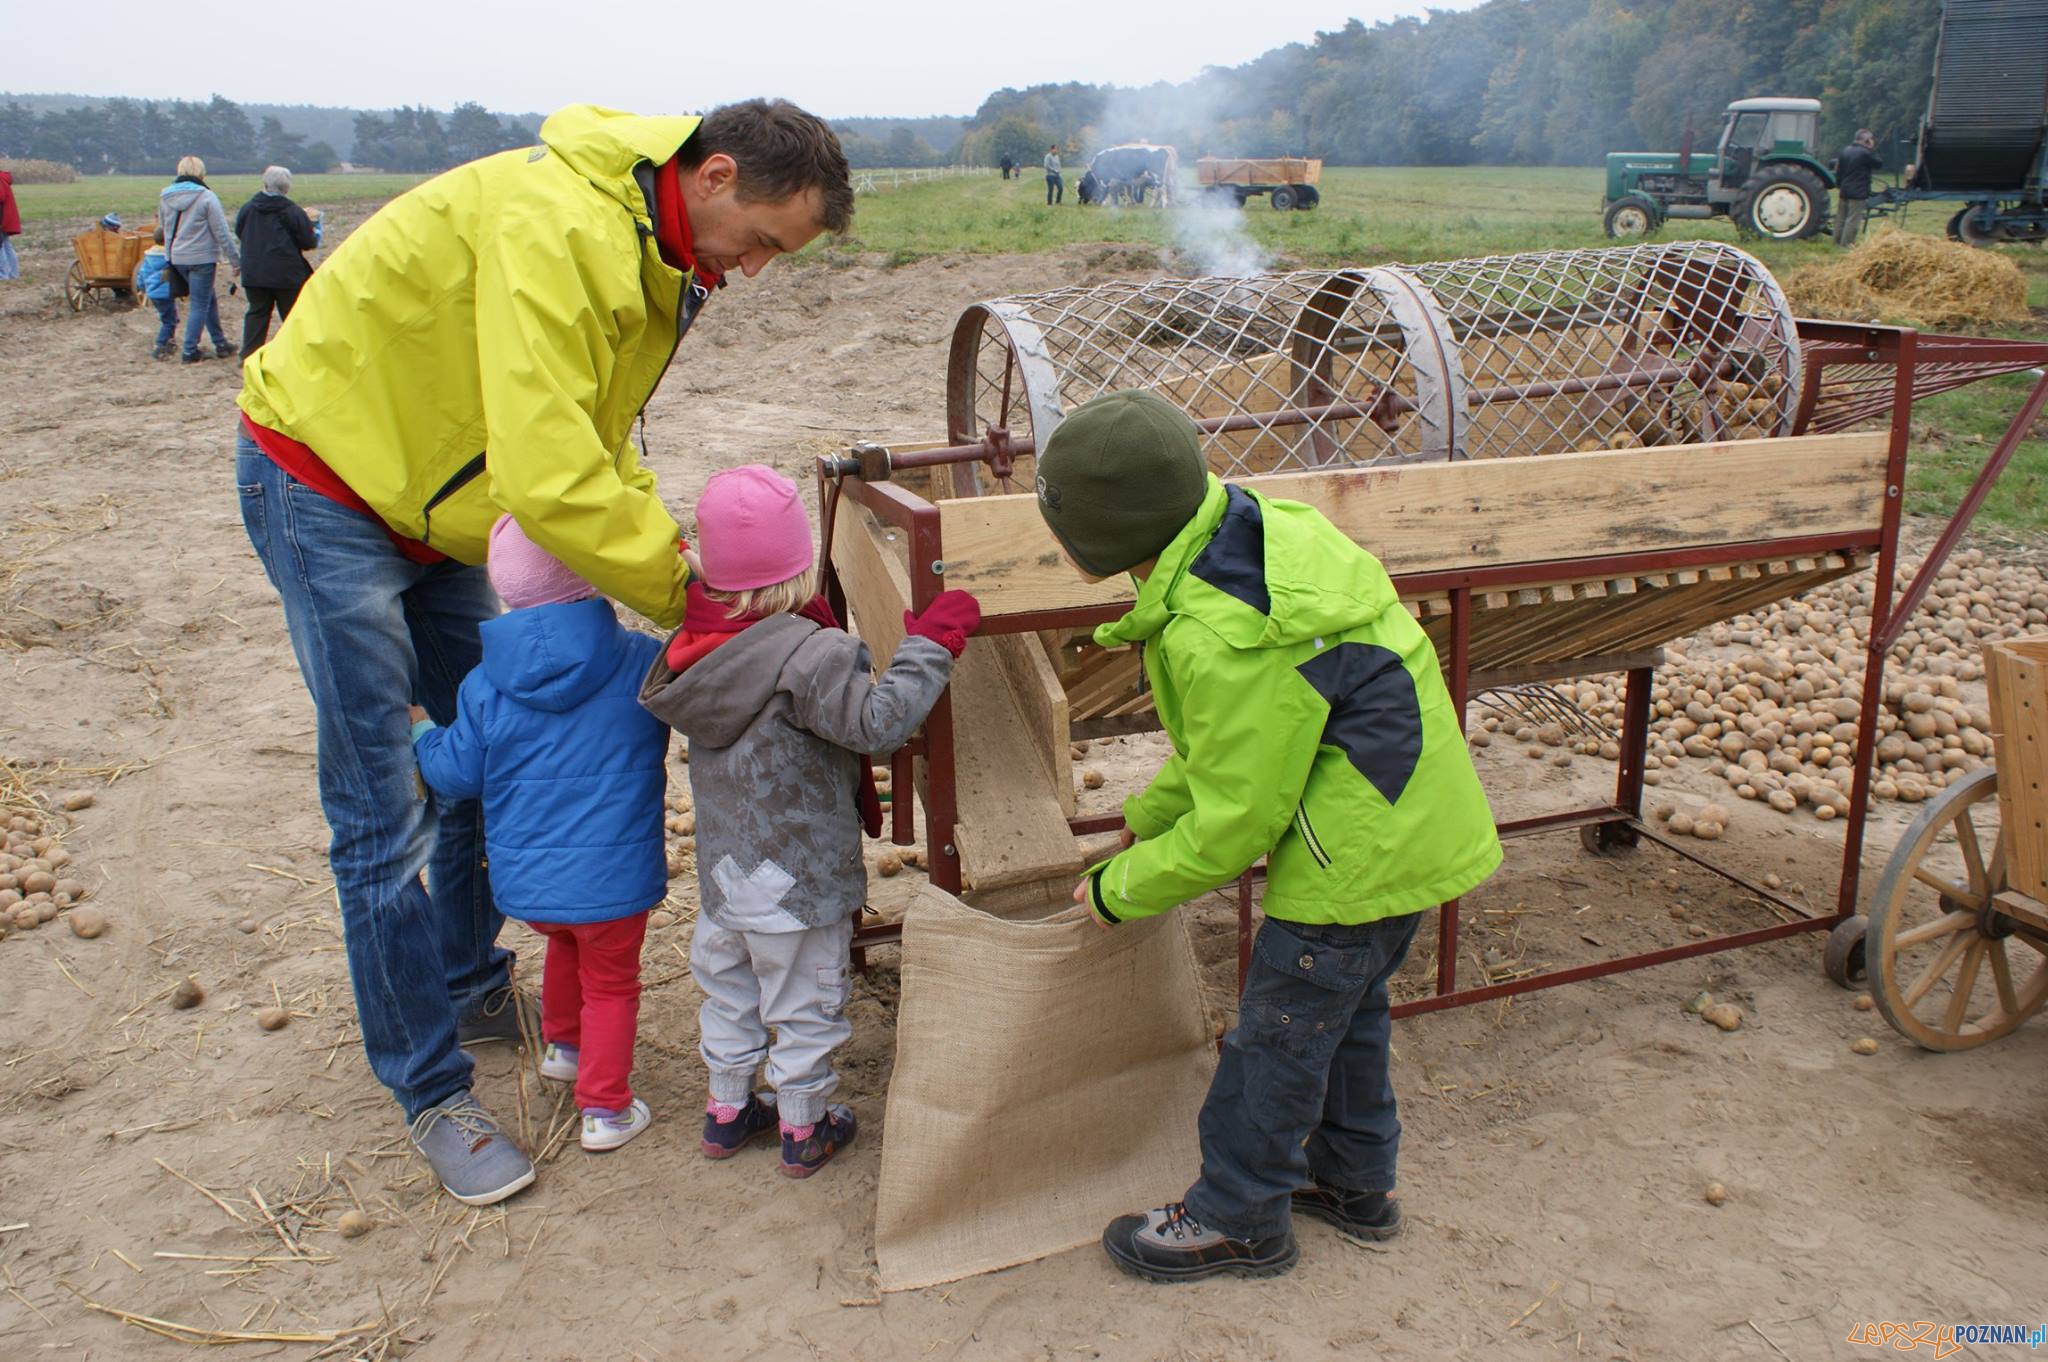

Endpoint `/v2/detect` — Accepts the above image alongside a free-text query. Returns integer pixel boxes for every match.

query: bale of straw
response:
[1782,229,2029,330]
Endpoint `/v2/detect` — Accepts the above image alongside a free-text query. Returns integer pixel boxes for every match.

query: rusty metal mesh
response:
[947,241,1804,480]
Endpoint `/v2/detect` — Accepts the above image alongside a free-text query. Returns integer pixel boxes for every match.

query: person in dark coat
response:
[234,165,322,353]
[1832,129,1883,248]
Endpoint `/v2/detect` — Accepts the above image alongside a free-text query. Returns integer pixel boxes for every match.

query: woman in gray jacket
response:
[158,155,242,364]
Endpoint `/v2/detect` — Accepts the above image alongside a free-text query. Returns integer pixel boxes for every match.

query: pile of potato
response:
[1473,549,2045,830]
[0,790,96,939]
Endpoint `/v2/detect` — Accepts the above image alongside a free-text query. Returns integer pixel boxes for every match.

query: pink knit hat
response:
[487,514,597,609]
[694,465,815,591]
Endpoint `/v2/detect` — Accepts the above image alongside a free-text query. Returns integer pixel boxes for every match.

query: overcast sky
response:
[7,1,1472,119]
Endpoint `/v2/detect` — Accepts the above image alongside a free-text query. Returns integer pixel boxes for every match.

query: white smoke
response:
[1169,203,1272,278]
[1087,77,1277,280]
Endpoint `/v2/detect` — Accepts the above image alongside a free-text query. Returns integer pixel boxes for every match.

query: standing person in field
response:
[0,167,20,281]
[410,516,670,1157]
[233,165,322,354]
[639,465,978,1178]
[1033,390,1502,1282]
[235,99,853,1206]
[135,228,179,359]
[158,155,240,364]
[1832,128,1883,248]
[1044,144,1063,204]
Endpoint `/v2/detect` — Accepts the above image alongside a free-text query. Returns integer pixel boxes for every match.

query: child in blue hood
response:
[411,514,670,1154]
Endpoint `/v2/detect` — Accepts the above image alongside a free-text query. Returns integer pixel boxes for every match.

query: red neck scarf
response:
[653,156,723,289]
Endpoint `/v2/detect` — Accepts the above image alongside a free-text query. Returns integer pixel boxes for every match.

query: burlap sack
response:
[875,883,1216,1291]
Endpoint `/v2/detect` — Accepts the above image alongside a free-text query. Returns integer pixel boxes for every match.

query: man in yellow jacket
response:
[234,99,852,1205]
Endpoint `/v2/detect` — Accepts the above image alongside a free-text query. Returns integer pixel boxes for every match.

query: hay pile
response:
[1783,229,2029,330]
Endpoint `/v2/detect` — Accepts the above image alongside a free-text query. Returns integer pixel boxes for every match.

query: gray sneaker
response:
[457,984,539,1050]
[409,1093,535,1205]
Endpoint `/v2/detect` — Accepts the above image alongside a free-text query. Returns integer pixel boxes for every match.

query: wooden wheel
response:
[1867,767,2048,1050]
[65,262,89,312]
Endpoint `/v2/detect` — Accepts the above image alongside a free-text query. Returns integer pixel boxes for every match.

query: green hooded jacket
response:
[1085,476,1501,926]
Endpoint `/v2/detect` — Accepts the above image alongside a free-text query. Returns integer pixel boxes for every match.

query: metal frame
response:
[823,319,2048,1012]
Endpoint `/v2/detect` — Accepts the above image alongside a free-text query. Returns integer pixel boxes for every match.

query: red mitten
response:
[902,590,982,658]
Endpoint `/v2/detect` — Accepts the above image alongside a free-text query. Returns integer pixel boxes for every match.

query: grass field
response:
[12,172,430,226]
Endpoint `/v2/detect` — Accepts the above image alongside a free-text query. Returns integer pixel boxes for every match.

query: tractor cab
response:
[1713,98,1822,199]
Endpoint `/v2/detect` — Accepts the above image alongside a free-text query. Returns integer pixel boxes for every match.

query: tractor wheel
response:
[1734,164,1828,241]
[1270,186,1297,211]
[1602,195,1661,240]
[1950,205,2002,247]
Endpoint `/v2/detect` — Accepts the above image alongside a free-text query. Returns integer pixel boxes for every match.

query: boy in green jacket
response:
[1037,390,1502,1283]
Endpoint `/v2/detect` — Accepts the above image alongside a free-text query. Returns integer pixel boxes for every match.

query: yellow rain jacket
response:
[238,105,710,627]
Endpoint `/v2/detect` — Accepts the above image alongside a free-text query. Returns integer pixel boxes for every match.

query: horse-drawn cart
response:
[66,226,147,312]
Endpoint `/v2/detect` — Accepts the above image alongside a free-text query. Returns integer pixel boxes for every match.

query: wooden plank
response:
[993,632,1076,818]
[937,433,1890,618]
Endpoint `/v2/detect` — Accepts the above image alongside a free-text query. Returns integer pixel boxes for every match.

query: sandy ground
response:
[2,208,2046,1362]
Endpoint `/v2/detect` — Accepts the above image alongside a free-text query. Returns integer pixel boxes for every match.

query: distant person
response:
[235,98,852,1208]
[0,166,18,280]
[1044,144,1063,205]
[234,165,322,354]
[158,155,241,364]
[135,227,179,359]
[999,153,1013,180]
[1833,128,1883,248]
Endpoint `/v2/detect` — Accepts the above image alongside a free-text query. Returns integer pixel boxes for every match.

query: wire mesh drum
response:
[944,241,1804,493]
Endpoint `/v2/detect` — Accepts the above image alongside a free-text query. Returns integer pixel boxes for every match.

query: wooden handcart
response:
[1194,156,1323,210]
[66,226,147,311]
[1833,636,2048,1049]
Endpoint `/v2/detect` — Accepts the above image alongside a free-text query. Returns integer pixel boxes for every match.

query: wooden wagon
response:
[66,226,147,311]
[819,241,2048,1016]
[1194,156,1323,210]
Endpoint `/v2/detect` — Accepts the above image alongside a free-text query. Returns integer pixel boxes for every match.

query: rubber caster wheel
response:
[1580,821,1639,856]
[1824,914,1868,989]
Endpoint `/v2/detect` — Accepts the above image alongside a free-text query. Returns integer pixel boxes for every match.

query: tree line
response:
[0,95,537,175]
[965,0,1937,168]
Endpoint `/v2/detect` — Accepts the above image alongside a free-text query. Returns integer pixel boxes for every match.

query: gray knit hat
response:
[1034,390,1209,577]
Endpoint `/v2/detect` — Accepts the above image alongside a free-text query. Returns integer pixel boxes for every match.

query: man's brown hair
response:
[682,98,854,235]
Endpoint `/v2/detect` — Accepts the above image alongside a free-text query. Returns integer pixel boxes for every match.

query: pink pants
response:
[534,913,649,1112]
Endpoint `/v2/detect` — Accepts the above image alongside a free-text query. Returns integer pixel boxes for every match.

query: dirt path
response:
[1,221,2044,1362]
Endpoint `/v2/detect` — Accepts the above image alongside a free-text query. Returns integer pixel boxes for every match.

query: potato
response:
[1850,1037,1880,1055]
[1703,1182,1728,1207]
[900,847,923,867]
[21,871,55,896]
[1692,820,1724,841]
[338,1209,373,1239]
[11,905,41,931]
[170,977,207,1010]
[1701,1003,1743,1031]
[1853,993,1874,1011]
[68,906,107,939]
[256,1006,291,1031]
[1668,813,1695,836]
[237,918,260,934]
[60,791,95,812]
[876,852,903,877]
[1082,770,1105,790]
[54,879,84,900]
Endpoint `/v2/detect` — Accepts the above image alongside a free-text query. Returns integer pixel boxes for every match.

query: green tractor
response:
[1603,97,1837,242]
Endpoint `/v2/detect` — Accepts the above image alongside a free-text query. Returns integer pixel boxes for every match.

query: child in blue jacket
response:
[135,229,178,360]
[411,515,670,1152]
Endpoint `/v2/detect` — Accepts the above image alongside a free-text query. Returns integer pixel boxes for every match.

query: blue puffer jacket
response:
[413,598,669,924]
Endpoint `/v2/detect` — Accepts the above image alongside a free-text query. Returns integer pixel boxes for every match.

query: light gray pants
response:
[690,914,854,1126]
[1834,197,1868,247]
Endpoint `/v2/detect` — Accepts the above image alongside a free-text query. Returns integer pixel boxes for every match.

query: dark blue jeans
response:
[1183,912,1422,1240]
[150,295,179,347]
[181,262,227,357]
[236,429,511,1120]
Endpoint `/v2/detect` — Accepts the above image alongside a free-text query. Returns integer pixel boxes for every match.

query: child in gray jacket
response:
[639,465,978,1177]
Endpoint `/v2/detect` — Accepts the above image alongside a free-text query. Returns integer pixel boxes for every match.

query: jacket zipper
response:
[1295,802,1331,869]
[419,452,487,546]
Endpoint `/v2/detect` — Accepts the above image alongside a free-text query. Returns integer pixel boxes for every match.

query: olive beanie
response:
[1033,390,1209,577]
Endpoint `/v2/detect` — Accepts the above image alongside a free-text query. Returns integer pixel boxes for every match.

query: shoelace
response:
[414,1101,498,1150]
[1159,1203,1204,1241]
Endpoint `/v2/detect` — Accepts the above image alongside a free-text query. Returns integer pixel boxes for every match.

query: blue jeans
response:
[1183,912,1421,1240]
[236,429,511,1120]
[181,262,228,356]
[151,295,180,347]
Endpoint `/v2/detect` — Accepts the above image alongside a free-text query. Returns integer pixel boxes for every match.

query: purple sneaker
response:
[702,1093,778,1159]
[779,1105,856,1179]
